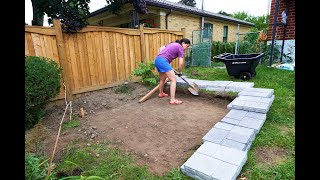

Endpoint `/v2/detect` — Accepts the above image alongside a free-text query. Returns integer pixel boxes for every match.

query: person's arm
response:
[177,47,185,73]
[178,57,184,73]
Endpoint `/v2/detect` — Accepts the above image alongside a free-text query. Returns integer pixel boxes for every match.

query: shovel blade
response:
[188,86,199,96]
[190,82,200,92]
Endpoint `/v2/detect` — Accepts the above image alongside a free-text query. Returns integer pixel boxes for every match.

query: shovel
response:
[174,70,200,96]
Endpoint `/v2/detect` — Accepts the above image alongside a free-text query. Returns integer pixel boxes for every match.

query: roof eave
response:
[88,1,254,27]
[146,1,254,26]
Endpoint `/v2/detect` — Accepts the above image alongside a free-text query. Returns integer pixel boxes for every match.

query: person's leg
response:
[165,70,182,104]
[158,72,168,97]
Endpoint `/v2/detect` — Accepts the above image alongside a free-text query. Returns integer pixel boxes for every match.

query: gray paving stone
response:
[196,142,247,166]
[238,88,274,98]
[225,109,248,120]
[244,134,256,152]
[226,126,255,144]
[225,82,254,92]
[203,125,256,152]
[221,139,246,151]
[206,143,247,166]
[238,116,265,133]
[230,100,246,110]
[205,87,226,92]
[237,95,262,102]
[182,150,244,180]
[221,117,241,125]
[181,166,206,180]
[214,122,235,131]
[246,111,267,120]
[203,128,229,144]
[211,160,240,180]
[245,140,254,152]
[182,152,221,180]
[227,95,275,113]
[196,141,220,156]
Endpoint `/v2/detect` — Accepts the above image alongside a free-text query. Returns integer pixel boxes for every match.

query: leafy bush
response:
[211,41,236,62]
[259,42,281,65]
[25,56,61,130]
[25,153,55,180]
[131,61,159,86]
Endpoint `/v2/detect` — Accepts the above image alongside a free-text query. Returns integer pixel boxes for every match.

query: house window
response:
[98,20,103,26]
[203,23,213,38]
[223,26,228,42]
[141,19,157,28]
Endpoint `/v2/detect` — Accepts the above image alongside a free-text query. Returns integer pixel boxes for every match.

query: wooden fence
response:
[25,19,185,100]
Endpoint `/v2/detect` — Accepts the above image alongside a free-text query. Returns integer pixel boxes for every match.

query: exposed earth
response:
[25,82,232,175]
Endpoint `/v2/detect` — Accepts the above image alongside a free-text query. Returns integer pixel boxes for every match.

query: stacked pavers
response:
[176,76,254,93]
[177,77,275,180]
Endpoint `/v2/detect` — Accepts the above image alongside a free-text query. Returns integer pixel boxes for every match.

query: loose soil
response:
[26,82,231,176]
[254,146,289,166]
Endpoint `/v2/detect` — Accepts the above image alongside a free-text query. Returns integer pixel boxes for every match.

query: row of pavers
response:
[176,76,275,180]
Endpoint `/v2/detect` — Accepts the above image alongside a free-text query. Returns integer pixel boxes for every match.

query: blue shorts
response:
[154,56,172,73]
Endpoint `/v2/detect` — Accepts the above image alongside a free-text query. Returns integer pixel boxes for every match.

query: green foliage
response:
[33,0,90,33]
[31,0,148,32]
[211,41,236,61]
[231,11,253,21]
[217,10,231,16]
[178,0,196,7]
[114,84,133,94]
[55,142,159,179]
[25,153,55,180]
[62,118,81,130]
[25,56,62,130]
[231,11,269,32]
[259,42,281,65]
[25,121,46,155]
[131,61,159,86]
[164,168,192,179]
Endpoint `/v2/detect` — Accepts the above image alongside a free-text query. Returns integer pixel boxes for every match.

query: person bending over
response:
[154,38,190,105]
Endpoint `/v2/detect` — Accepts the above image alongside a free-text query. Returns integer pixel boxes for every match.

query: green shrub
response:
[131,61,159,86]
[25,152,55,180]
[25,56,62,130]
[260,42,281,64]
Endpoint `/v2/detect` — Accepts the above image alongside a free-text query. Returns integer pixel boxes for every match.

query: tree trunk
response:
[31,0,44,26]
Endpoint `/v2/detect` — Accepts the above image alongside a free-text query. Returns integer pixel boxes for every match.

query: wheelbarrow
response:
[214,53,264,80]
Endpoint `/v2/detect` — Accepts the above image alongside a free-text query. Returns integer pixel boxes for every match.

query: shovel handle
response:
[173,69,192,87]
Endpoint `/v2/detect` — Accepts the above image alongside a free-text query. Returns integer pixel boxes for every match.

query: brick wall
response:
[267,0,295,40]
[167,13,252,42]
[88,5,253,43]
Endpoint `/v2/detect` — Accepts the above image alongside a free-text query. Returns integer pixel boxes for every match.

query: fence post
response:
[139,24,146,62]
[53,19,73,101]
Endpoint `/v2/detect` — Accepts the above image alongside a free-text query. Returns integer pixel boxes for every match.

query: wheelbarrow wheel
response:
[240,72,251,81]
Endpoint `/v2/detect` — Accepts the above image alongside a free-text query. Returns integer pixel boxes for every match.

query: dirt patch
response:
[278,125,294,136]
[26,82,231,176]
[254,146,289,166]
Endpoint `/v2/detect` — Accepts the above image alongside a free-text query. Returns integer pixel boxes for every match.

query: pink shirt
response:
[157,42,184,63]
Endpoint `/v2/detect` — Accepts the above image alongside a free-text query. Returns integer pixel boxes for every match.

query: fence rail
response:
[25,20,185,100]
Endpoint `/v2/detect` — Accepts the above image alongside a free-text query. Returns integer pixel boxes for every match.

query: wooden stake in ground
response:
[139,78,169,103]
[80,107,85,118]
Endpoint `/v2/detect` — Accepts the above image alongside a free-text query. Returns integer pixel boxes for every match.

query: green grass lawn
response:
[26,64,294,179]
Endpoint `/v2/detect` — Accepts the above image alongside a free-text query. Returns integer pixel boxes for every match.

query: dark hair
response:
[176,38,190,45]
